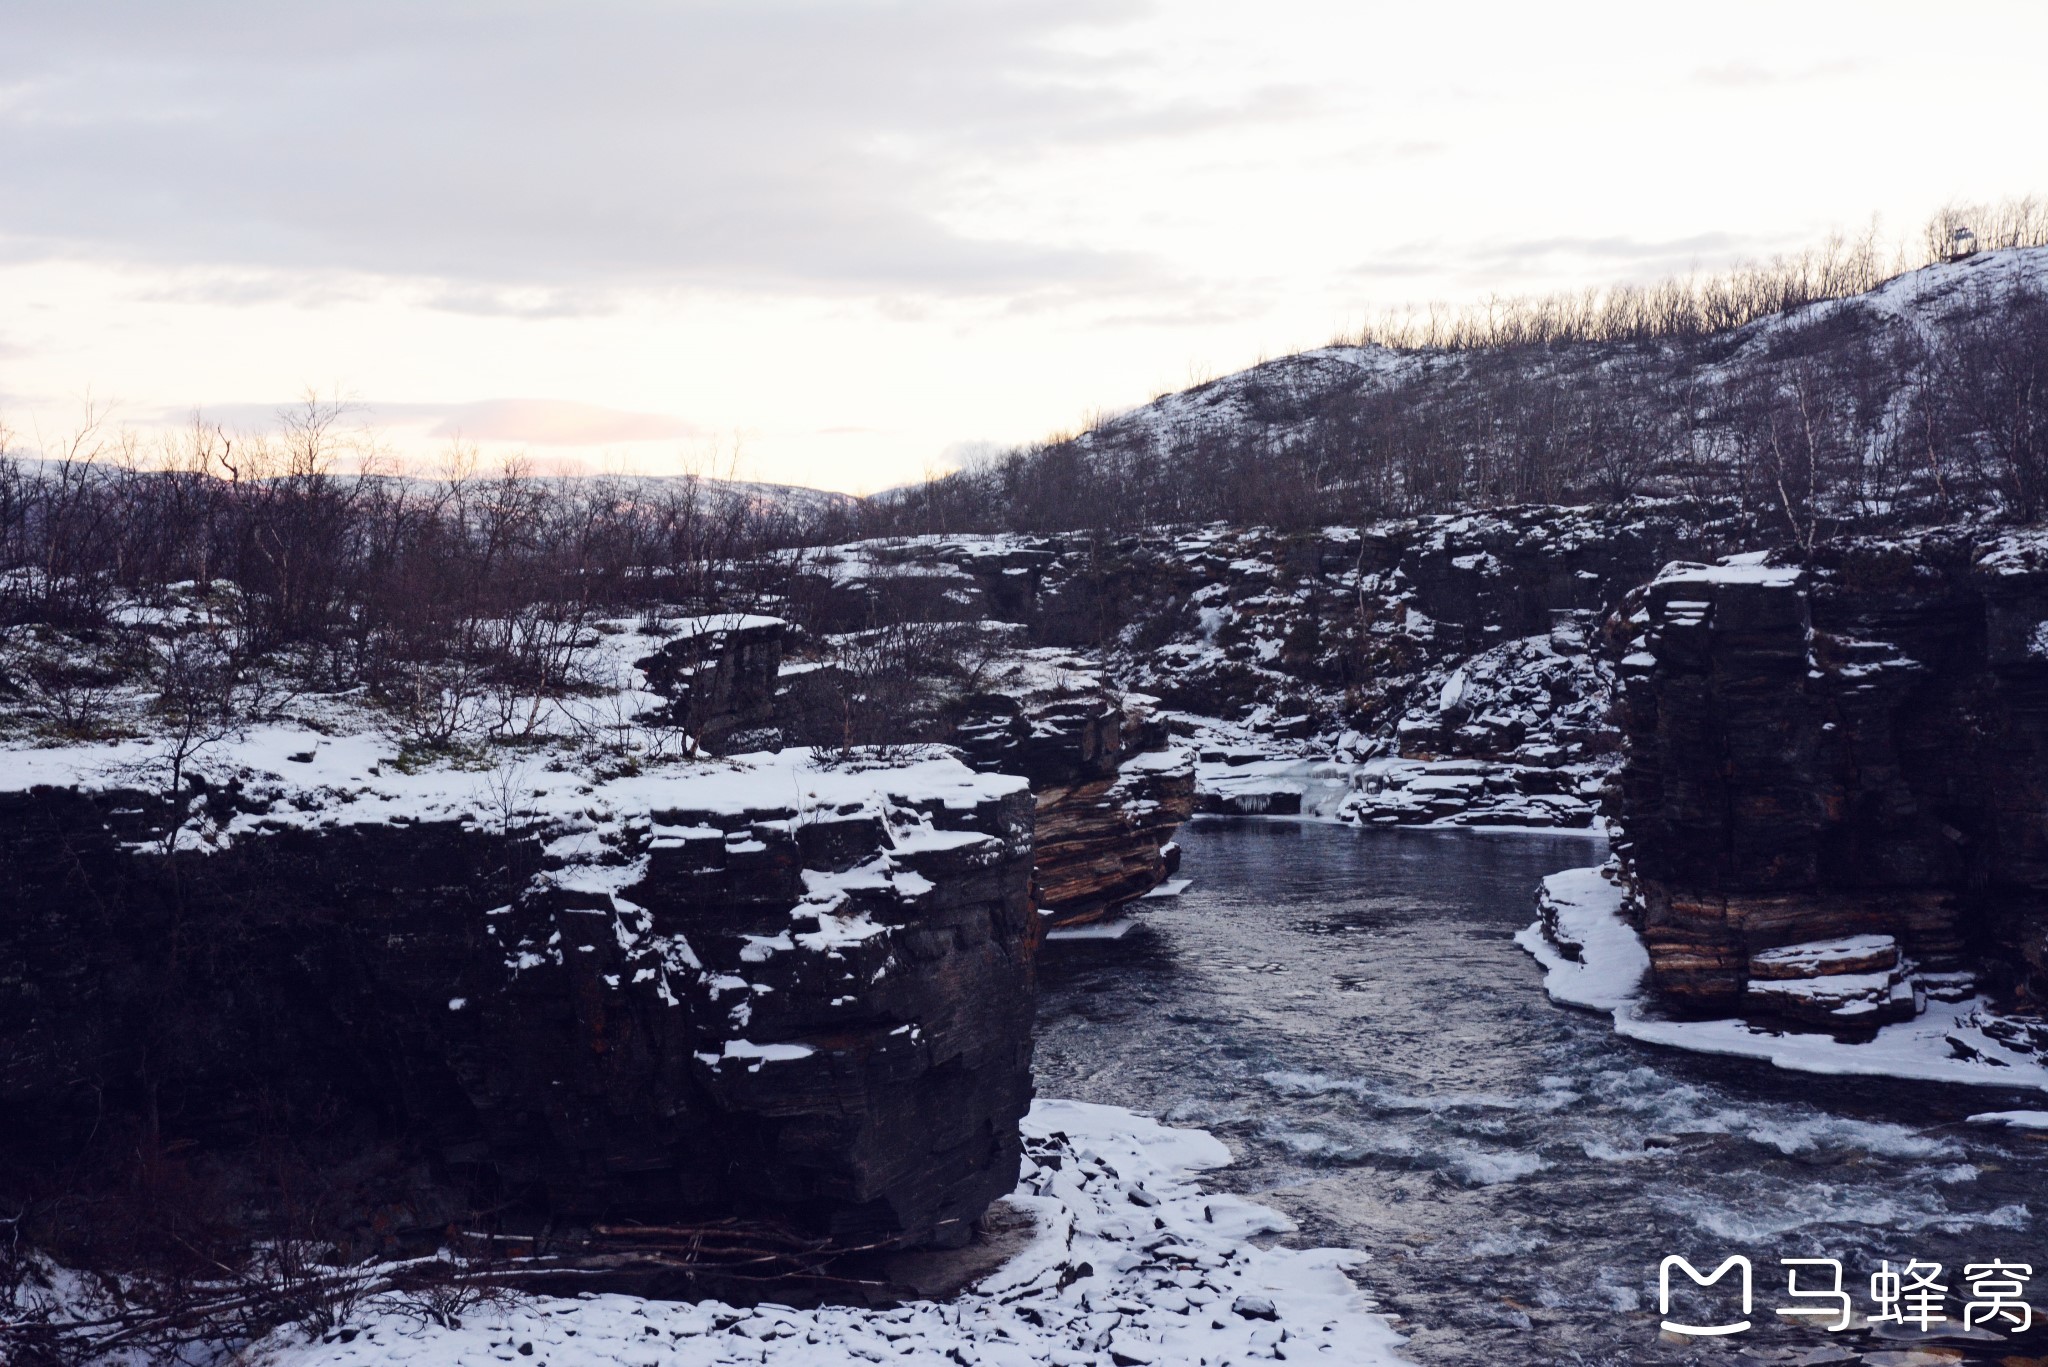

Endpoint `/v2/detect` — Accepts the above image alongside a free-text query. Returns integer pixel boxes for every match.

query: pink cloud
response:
[424,399,697,446]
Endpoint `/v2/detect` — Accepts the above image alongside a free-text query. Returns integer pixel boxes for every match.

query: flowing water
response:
[1033,819,2048,1366]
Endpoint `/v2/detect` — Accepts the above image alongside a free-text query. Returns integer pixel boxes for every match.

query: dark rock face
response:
[769,503,1748,747]
[0,753,1035,1256]
[767,507,1751,833]
[954,693,1194,926]
[1612,533,2048,1015]
[634,615,785,752]
[1053,503,1746,731]
[1356,502,1754,655]
[1387,621,1614,766]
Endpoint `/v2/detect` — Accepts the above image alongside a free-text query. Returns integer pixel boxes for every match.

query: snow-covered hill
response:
[1091,246,2048,464]
[894,245,2048,532]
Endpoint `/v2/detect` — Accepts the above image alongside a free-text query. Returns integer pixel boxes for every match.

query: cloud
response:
[1344,259,1442,280]
[420,286,621,320]
[142,400,327,433]
[1092,299,1265,329]
[1337,138,1448,167]
[1692,60,1860,88]
[420,400,696,446]
[1350,229,1786,287]
[0,0,1204,300]
[130,271,379,309]
[148,397,697,446]
[1469,232,1758,264]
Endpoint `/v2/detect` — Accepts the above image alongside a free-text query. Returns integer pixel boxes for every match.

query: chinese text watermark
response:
[1659,1255,2032,1337]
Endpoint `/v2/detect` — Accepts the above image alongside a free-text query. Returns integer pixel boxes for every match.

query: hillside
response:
[889,246,2048,536]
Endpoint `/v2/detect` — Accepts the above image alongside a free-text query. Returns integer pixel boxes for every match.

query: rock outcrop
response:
[1743,934,1920,1028]
[0,744,1035,1260]
[954,688,1194,927]
[768,503,1751,829]
[633,613,787,752]
[1612,535,2048,1022]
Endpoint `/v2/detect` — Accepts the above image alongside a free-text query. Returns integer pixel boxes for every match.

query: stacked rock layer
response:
[0,749,1035,1255]
[1612,533,2048,1017]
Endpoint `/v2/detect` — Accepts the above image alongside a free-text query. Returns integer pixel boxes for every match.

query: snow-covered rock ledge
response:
[247,1100,1408,1367]
[1195,755,1609,837]
[1,738,1042,1253]
[1515,867,2048,1095]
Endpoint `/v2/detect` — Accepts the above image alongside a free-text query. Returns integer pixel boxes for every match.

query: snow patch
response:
[1967,1109,2048,1131]
[250,1100,1408,1367]
[1516,867,2048,1095]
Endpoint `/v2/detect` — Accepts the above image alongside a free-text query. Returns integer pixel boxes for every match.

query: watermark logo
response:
[1870,1259,1947,1331]
[1963,1261,2035,1332]
[1659,1255,1752,1336]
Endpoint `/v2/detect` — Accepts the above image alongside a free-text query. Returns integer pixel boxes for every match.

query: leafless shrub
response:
[1349,226,1900,352]
[385,655,494,752]
[806,617,1012,758]
[0,400,828,736]
[477,605,590,741]
[0,1140,529,1367]
[386,1273,518,1331]
[556,649,667,766]
[1925,195,2048,262]
[1339,199,2048,357]
[2,627,147,738]
[0,1250,518,1365]
[150,614,278,803]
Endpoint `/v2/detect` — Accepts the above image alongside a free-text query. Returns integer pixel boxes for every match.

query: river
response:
[1033,818,2048,1366]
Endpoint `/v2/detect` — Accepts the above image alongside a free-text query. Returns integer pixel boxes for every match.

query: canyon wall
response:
[640,605,1195,927]
[0,749,1035,1259]
[1612,533,2048,1019]
[954,692,1194,926]
[773,504,1753,830]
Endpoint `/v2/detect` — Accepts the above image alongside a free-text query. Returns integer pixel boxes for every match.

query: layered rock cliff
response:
[761,605,1196,928]
[767,503,1752,829]
[953,687,1194,926]
[1611,534,2048,1029]
[0,743,1035,1263]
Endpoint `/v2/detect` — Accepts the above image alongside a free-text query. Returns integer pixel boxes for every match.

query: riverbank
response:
[1036,821,2047,1366]
[232,1100,1407,1367]
[1518,865,2048,1096]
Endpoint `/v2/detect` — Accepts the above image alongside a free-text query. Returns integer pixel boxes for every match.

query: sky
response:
[3,1,2046,494]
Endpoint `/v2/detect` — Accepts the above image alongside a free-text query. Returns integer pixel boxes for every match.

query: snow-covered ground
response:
[0,722,1017,858]
[249,1101,1407,1367]
[1516,866,2048,1095]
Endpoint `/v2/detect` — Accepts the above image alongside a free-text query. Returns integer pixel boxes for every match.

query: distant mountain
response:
[625,474,861,518]
[0,455,857,522]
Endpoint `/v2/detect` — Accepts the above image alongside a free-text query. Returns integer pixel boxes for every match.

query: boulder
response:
[634,614,786,752]
[1743,935,1919,1030]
